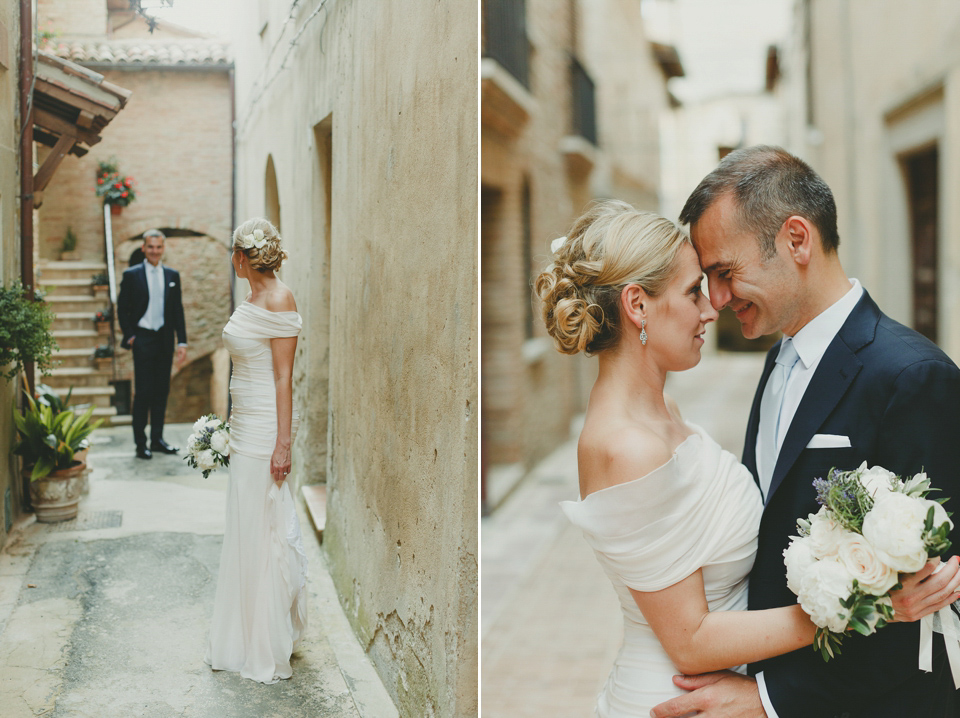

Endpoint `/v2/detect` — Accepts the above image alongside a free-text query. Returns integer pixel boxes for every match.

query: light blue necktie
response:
[758,338,800,497]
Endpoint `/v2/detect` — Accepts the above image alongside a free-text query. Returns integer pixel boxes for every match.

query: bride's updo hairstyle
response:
[232,217,288,272]
[535,200,689,355]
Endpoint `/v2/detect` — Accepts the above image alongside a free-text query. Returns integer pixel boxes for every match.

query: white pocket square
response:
[169,281,176,287]
[806,434,852,449]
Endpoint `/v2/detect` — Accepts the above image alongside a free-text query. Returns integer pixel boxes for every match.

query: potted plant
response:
[60,227,80,261]
[91,271,109,299]
[32,383,92,495]
[95,159,137,215]
[0,281,57,379]
[91,343,114,371]
[12,386,103,522]
[94,306,113,336]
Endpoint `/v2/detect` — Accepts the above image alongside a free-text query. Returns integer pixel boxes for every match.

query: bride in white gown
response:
[535,202,942,717]
[206,218,308,684]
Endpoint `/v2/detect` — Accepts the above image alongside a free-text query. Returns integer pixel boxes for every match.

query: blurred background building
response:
[481,0,682,512]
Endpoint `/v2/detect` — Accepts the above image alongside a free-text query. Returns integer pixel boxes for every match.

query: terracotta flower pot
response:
[110,204,122,216]
[26,460,85,523]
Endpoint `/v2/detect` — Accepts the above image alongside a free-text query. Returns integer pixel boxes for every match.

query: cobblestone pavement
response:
[481,352,767,717]
[0,423,397,718]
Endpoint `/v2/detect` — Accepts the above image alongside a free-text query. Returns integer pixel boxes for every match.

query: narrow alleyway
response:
[480,352,767,717]
[0,424,397,718]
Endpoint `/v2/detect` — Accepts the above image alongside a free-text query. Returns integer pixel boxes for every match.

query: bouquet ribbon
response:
[919,604,960,689]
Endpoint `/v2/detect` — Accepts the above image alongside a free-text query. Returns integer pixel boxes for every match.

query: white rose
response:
[197,449,217,471]
[836,532,899,595]
[783,536,818,596]
[799,558,855,633]
[862,492,930,572]
[204,418,221,430]
[210,430,230,456]
[186,433,199,451]
[192,417,207,433]
[858,464,898,501]
[807,507,846,558]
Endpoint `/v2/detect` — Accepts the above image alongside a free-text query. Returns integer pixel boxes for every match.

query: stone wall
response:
[230,1,477,715]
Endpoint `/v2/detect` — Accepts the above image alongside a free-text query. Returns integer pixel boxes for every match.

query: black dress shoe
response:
[151,440,179,454]
[136,447,153,459]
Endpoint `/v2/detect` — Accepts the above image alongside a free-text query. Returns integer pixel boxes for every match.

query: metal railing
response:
[483,0,530,89]
[570,56,597,146]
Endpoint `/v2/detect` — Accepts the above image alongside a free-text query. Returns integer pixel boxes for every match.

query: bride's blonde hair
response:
[232,218,288,272]
[534,200,689,355]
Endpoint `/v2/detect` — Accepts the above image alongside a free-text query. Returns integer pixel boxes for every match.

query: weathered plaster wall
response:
[0,0,21,544]
[230,2,477,715]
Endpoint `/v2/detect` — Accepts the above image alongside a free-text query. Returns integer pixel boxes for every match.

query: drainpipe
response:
[19,0,34,390]
[18,0,34,512]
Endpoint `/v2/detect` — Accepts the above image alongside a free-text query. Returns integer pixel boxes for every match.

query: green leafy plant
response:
[0,281,58,380]
[12,387,102,480]
[95,158,137,207]
[34,382,73,414]
[92,344,114,359]
[94,307,113,323]
[61,227,78,253]
[91,271,109,286]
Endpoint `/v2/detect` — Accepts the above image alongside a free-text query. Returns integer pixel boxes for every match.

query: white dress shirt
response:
[756,278,863,718]
[138,260,166,331]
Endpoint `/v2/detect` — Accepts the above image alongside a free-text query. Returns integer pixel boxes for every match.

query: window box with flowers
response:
[91,271,109,299]
[95,159,137,214]
[91,343,114,371]
[94,306,113,337]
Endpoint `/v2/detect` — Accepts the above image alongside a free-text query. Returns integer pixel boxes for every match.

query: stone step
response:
[52,329,100,350]
[38,278,99,297]
[302,484,327,542]
[52,311,102,332]
[46,366,114,388]
[46,385,115,409]
[51,347,102,369]
[47,295,108,313]
[37,260,108,281]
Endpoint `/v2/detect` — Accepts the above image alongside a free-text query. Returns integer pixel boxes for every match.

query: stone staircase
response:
[36,260,129,426]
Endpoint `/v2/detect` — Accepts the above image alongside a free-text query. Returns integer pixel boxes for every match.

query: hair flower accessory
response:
[551,236,568,254]
[241,228,268,250]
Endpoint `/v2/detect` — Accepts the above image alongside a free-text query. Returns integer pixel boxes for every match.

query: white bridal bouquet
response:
[784,462,954,663]
[184,414,230,478]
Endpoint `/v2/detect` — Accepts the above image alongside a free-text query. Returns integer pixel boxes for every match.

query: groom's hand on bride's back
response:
[649,671,765,718]
[889,555,960,623]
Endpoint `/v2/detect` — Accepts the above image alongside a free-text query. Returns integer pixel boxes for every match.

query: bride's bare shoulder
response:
[578,421,674,497]
[265,283,297,313]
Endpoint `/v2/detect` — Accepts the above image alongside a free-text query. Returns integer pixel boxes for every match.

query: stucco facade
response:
[0,1,21,546]
[230,2,477,716]
[782,0,960,361]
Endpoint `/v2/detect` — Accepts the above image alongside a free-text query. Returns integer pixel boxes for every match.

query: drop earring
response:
[640,319,647,346]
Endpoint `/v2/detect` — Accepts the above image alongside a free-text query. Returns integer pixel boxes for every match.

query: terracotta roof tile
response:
[41,38,231,67]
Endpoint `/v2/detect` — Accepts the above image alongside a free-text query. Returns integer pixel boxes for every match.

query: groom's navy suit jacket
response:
[745,291,960,718]
[117,262,187,350]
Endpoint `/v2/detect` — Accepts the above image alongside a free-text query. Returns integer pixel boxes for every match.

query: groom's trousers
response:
[131,327,175,450]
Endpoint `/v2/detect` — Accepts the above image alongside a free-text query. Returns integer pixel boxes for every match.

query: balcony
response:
[561,56,598,177]
[483,0,530,89]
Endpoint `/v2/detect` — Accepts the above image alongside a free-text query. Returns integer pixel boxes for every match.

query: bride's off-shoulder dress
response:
[205,301,309,684]
[561,423,763,717]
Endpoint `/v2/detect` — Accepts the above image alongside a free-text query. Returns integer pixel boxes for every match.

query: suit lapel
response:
[764,292,880,505]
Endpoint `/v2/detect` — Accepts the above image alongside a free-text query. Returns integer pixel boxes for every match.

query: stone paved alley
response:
[0,423,397,718]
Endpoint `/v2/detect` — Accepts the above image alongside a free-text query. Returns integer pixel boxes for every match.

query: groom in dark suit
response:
[652,146,960,718]
[118,229,188,459]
